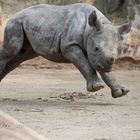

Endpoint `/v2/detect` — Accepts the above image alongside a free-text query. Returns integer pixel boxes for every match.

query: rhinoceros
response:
[0,3,130,98]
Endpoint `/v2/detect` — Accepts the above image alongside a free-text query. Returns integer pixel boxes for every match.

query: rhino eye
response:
[95,47,99,51]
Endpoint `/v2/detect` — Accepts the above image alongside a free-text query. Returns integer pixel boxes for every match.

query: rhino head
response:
[86,11,131,72]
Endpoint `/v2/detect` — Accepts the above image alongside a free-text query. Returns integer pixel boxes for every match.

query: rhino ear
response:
[117,22,131,34]
[88,11,97,27]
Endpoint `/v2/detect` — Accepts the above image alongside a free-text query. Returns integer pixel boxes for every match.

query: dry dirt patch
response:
[0,66,140,140]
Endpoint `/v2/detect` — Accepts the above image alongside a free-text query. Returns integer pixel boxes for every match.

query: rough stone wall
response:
[121,28,140,59]
[120,15,140,60]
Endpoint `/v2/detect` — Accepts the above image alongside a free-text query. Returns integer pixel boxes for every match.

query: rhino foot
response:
[111,86,130,98]
[87,80,104,92]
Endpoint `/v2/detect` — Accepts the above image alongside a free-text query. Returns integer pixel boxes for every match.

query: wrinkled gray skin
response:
[0,3,131,98]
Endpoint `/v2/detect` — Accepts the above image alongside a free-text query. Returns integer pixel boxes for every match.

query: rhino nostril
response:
[97,64,103,70]
[95,47,99,51]
[109,56,115,64]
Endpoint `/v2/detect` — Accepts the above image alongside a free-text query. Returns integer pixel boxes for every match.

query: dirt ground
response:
[0,59,140,140]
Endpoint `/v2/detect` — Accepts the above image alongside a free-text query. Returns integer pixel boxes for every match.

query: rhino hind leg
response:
[0,21,24,74]
[0,31,38,81]
[0,46,38,81]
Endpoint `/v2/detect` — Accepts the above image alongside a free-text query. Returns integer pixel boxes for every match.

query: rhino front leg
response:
[100,72,129,98]
[62,45,104,92]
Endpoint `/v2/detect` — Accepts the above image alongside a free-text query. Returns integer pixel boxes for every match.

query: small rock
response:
[37,97,42,100]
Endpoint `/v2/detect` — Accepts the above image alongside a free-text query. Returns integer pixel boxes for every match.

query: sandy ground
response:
[0,64,140,140]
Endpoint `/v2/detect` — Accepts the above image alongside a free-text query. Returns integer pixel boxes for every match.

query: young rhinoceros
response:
[0,3,130,98]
